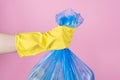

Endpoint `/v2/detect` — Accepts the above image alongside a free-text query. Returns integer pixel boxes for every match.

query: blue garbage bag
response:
[28,48,94,80]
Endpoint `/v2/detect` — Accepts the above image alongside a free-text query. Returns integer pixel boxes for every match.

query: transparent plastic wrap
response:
[28,49,94,80]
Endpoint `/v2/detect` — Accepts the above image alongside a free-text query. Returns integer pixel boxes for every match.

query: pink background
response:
[0,0,120,80]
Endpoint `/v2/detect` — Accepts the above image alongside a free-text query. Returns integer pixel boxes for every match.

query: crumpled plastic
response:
[16,26,74,57]
[28,49,94,80]
[56,9,84,28]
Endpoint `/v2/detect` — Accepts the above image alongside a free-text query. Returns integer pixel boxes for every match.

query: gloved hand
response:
[16,26,74,57]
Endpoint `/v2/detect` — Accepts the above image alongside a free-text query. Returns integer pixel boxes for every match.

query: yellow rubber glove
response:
[16,26,75,57]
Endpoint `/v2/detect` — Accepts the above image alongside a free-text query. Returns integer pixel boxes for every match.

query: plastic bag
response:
[28,48,94,80]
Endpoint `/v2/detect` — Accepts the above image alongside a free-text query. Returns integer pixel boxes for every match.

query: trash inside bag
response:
[28,48,94,80]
